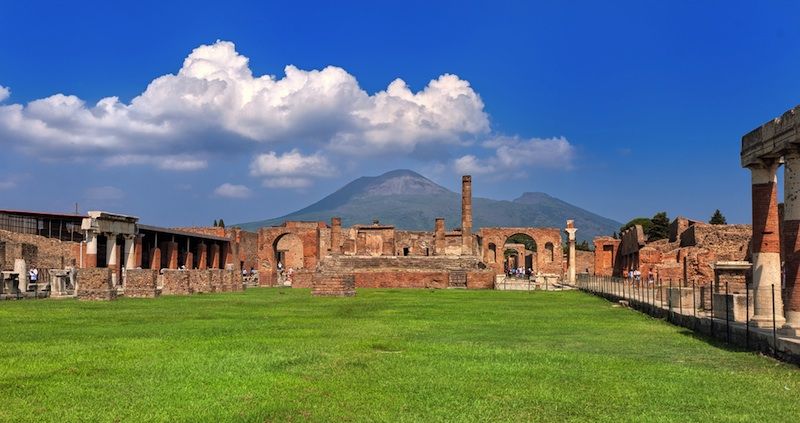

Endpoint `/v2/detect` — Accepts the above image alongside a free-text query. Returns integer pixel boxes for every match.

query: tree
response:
[218,218,225,228]
[213,219,218,227]
[506,233,537,252]
[647,212,669,241]
[612,231,618,239]
[709,209,727,225]
[620,217,652,235]
[576,240,592,251]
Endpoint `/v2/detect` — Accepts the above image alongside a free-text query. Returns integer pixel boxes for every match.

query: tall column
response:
[197,243,208,270]
[461,175,473,255]
[783,150,800,335]
[85,231,98,268]
[106,233,119,286]
[331,217,342,255]
[106,233,119,270]
[150,247,161,270]
[565,220,577,284]
[124,235,136,270]
[166,241,179,269]
[210,244,221,269]
[434,218,445,255]
[749,162,785,328]
[134,235,143,268]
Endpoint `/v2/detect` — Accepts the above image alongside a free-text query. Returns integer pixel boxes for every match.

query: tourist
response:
[29,266,38,288]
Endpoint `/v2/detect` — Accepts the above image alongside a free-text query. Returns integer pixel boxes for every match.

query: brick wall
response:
[125,269,159,298]
[161,270,191,295]
[76,268,115,300]
[0,229,80,270]
[312,272,356,296]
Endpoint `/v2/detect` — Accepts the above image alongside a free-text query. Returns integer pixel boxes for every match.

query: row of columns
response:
[83,231,226,271]
[748,151,799,334]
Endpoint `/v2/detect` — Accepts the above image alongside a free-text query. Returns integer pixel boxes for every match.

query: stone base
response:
[712,293,753,321]
[667,287,698,310]
[749,315,786,329]
[312,273,356,297]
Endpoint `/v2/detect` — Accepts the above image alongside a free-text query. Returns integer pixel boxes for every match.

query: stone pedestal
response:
[667,287,698,311]
[76,268,115,301]
[13,259,27,293]
[312,272,356,297]
[48,269,71,298]
[712,292,753,322]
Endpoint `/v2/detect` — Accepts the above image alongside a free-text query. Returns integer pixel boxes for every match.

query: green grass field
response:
[1,288,799,422]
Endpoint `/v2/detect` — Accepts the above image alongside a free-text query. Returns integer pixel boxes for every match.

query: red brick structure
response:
[76,268,115,301]
[593,236,620,276]
[478,227,563,276]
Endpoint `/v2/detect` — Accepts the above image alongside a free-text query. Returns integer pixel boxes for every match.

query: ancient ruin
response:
[1,175,576,300]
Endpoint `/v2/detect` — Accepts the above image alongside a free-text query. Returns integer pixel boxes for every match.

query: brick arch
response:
[257,225,322,286]
[478,227,564,276]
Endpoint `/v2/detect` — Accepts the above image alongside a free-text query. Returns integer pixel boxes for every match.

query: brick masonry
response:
[312,272,356,297]
[76,268,115,301]
[124,269,159,298]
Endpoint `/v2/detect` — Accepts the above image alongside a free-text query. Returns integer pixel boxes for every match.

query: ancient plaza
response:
[3,107,800,362]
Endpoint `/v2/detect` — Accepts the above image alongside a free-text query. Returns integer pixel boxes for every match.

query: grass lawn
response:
[1,288,799,422]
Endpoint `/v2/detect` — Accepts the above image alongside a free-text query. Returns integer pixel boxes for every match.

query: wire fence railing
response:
[575,273,797,363]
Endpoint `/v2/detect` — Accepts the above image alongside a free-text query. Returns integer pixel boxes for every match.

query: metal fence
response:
[575,273,797,363]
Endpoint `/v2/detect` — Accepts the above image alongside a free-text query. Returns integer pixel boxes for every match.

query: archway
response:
[274,233,304,270]
[504,233,536,273]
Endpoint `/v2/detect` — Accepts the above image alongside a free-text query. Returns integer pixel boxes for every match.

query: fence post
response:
[745,279,750,350]
[725,277,730,344]
[710,286,714,338]
[772,284,777,356]
[668,278,673,323]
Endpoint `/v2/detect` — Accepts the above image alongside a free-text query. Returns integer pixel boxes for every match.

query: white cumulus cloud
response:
[454,136,575,178]
[213,183,252,198]
[250,149,331,189]
[0,40,489,174]
[0,86,9,102]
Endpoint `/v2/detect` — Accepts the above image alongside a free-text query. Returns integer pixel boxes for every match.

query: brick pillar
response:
[134,235,143,268]
[783,150,800,335]
[184,251,194,269]
[166,241,179,270]
[331,217,342,255]
[565,220,577,284]
[150,247,161,270]
[223,243,233,269]
[210,244,220,269]
[434,218,445,255]
[461,175,473,255]
[197,243,208,270]
[749,162,785,328]
[85,231,98,268]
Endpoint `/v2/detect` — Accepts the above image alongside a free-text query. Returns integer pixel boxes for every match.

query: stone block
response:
[124,269,159,298]
[161,270,190,295]
[713,292,753,322]
[76,268,115,301]
[188,270,210,294]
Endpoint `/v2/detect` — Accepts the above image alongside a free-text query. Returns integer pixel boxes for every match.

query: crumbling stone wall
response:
[575,250,594,275]
[161,270,191,295]
[188,270,211,294]
[76,268,115,301]
[0,229,80,270]
[395,231,435,256]
[124,269,159,298]
[258,223,322,286]
[478,227,563,276]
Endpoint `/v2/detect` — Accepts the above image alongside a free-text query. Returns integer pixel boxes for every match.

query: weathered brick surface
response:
[312,272,355,296]
[76,268,115,301]
[466,270,495,289]
[161,270,190,295]
[478,227,563,276]
[124,269,159,298]
[292,269,314,288]
[752,182,781,254]
[209,269,223,292]
[354,271,449,288]
[188,270,211,294]
[0,229,80,270]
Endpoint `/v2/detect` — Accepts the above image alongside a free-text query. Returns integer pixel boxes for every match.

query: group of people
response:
[506,266,532,278]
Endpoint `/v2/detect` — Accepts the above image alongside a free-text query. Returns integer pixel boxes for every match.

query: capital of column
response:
[748,160,780,185]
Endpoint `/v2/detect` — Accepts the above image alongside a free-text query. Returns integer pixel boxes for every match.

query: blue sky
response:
[1,1,799,228]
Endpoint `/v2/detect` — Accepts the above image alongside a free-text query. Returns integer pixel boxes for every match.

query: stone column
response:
[85,231,98,268]
[197,243,208,270]
[210,244,221,269]
[331,217,342,255]
[106,233,119,286]
[106,233,118,269]
[783,149,800,335]
[434,218,445,255]
[749,162,785,328]
[565,220,577,284]
[124,235,136,270]
[461,175,473,255]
